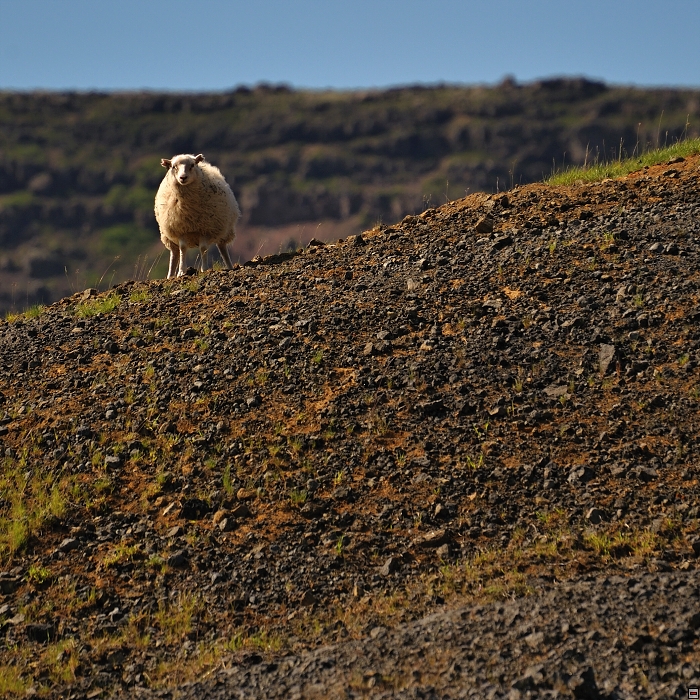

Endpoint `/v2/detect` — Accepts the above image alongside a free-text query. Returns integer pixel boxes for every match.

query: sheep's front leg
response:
[166,241,180,279]
[217,242,234,270]
[178,240,188,277]
[199,245,208,273]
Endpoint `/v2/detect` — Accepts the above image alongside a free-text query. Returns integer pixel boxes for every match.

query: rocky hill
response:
[0,157,700,698]
[1,78,700,315]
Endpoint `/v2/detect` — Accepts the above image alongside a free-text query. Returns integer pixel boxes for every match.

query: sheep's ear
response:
[161,159,171,168]
[195,154,205,163]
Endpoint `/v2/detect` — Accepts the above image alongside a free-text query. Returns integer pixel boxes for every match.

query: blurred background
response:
[0,0,699,313]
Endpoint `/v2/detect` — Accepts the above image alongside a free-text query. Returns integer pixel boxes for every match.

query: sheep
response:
[154,153,241,278]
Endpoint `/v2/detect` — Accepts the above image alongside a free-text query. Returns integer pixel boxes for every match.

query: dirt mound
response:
[1,157,700,697]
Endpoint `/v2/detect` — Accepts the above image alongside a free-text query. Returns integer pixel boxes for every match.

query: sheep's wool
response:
[155,154,241,277]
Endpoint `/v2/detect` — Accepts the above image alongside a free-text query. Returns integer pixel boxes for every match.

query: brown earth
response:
[0,156,700,698]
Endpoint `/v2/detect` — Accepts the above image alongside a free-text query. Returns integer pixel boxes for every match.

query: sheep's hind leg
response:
[217,242,234,270]
[199,246,208,273]
[178,240,188,276]
[167,241,180,279]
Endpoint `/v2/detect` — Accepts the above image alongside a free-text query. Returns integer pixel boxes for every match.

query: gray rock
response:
[599,343,616,375]
[568,466,595,484]
[104,454,121,469]
[379,556,401,576]
[543,383,569,398]
[57,537,80,553]
[413,529,450,548]
[217,518,235,532]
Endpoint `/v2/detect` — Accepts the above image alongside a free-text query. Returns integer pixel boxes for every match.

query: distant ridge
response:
[0,78,699,314]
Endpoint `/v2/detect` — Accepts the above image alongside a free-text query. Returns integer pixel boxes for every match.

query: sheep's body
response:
[154,154,241,278]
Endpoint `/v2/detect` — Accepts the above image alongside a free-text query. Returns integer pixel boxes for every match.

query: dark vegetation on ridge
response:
[0,155,700,697]
[1,78,700,314]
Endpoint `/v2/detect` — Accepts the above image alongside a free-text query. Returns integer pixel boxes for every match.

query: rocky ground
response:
[1,156,700,698]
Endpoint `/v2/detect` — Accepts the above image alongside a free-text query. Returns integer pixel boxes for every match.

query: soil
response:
[1,156,700,699]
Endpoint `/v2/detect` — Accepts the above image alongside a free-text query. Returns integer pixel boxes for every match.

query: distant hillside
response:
[0,78,699,313]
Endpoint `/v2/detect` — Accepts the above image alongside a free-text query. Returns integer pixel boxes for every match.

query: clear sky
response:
[1,0,699,91]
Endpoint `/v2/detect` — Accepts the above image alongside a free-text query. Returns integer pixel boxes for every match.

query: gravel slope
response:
[0,156,699,699]
[131,570,700,699]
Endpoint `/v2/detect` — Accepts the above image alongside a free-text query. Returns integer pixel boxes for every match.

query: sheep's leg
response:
[199,246,208,272]
[178,240,188,276]
[217,242,234,270]
[166,241,180,279]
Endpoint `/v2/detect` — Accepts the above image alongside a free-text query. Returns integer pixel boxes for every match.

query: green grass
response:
[4,304,45,323]
[289,488,308,506]
[155,592,202,644]
[547,137,700,186]
[74,292,121,318]
[224,628,286,653]
[0,664,27,697]
[129,288,151,303]
[0,453,72,560]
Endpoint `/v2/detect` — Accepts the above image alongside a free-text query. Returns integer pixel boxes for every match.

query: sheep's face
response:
[163,154,205,187]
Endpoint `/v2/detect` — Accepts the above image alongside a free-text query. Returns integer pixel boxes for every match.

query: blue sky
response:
[1,0,699,91]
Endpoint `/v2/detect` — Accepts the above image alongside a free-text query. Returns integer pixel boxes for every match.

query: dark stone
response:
[416,399,446,416]
[585,508,607,524]
[26,623,56,643]
[0,576,20,594]
[634,467,657,482]
[475,215,495,233]
[491,234,514,251]
[167,550,188,567]
[568,666,601,699]
[230,504,252,519]
[300,502,326,519]
[180,498,210,519]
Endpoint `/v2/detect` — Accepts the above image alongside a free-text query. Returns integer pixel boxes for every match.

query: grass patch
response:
[103,543,141,568]
[289,488,308,506]
[75,292,121,318]
[155,592,202,644]
[0,453,72,560]
[225,628,286,653]
[0,664,27,697]
[5,305,45,323]
[547,137,700,186]
[129,288,151,303]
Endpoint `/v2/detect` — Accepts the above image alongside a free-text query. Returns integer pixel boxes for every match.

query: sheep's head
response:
[161,154,205,186]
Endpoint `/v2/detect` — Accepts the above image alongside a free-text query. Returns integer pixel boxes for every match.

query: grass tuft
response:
[75,292,121,318]
[547,137,700,186]
[5,305,45,323]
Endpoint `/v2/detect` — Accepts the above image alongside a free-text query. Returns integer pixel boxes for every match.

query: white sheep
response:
[154,153,241,278]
